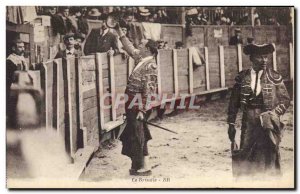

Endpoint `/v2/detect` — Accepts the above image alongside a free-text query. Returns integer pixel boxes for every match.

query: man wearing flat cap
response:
[114,23,159,176]
[227,43,290,177]
[229,28,243,45]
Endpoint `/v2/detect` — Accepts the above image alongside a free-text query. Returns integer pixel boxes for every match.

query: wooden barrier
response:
[38,42,292,159]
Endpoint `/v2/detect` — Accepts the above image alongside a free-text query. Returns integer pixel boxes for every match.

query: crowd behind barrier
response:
[22,42,292,159]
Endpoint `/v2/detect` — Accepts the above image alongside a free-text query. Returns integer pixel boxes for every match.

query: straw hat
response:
[139,7,151,16]
[88,8,101,17]
[186,8,198,16]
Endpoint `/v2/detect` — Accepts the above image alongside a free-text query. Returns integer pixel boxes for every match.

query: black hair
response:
[145,39,158,56]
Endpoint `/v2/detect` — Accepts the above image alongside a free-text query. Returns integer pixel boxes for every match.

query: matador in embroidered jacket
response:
[115,23,158,176]
[227,43,290,177]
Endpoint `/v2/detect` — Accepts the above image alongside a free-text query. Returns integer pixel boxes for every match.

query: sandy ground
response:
[81,98,294,188]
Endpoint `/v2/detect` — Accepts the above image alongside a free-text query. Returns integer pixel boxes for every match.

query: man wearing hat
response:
[175,41,184,49]
[138,7,151,22]
[83,14,118,56]
[87,7,102,20]
[227,43,290,177]
[114,23,159,176]
[229,28,243,45]
[55,33,79,59]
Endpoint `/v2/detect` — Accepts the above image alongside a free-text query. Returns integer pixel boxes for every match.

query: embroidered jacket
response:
[119,35,158,112]
[227,67,290,125]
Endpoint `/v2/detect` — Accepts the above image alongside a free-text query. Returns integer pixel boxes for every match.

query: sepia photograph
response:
[5,5,295,189]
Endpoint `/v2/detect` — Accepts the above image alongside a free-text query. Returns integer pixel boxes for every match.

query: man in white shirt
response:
[227,43,290,177]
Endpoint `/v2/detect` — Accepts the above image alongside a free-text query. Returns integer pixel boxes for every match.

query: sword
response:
[144,121,178,134]
[122,114,178,134]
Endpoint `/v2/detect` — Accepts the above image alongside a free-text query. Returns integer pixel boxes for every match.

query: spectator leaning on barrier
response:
[247,37,255,44]
[175,41,184,49]
[229,28,244,46]
[115,22,159,176]
[157,40,165,49]
[83,13,118,56]
[55,33,80,59]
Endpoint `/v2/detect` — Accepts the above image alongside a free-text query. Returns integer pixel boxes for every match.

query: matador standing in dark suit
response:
[227,43,290,177]
[115,23,158,176]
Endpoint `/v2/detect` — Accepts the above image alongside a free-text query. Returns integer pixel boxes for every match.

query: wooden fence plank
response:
[78,58,85,147]
[109,54,117,121]
[96,53,105,129]
[237,44,243,72]
[204,47,210,91]
[188,48,194,94]
[54,59,60,134]
[42,63,48,130]
[173,49,179,96]
[219,45,226,88]
[66,58,74,157]
[157,50,162,96]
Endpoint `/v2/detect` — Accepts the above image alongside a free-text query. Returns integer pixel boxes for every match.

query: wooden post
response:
[66,58,74,157]
[289,42,294,81]
[272,43,277,71]
[109,54,117,121]
[237,44,243,72]
[96,53,105,129]
[157,50,162,97]
[173,49,179,97]
[78,58,84,133]
[42,62,48,130]
[219,46,226,88]
[188,48,194,94]
[54,59,60,134]
[204,47,210,91]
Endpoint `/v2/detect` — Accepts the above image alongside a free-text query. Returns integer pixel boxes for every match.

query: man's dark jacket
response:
[83,28,119,56]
